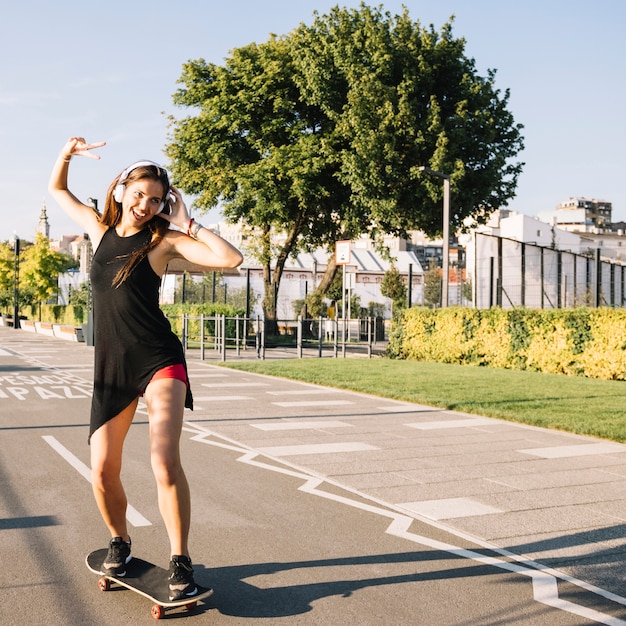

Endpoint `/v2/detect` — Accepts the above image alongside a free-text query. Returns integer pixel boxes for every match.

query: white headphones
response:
[113,160,171,214]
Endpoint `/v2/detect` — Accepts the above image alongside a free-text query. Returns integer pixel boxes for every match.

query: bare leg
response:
[144,378,190,557]
[90,399,138,542]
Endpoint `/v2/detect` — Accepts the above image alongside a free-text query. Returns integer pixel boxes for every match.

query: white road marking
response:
[407,417,496,429]
[193,395,253,401]
[256,442,378,456]
[42,436,151,528]
[266,389,340,396]
[201,382,269,387]
[398,497,503,520]
[378,405,435,413]
[186,373,228,378]
[252,421,352,431]
[271,400,353,407]
[519,442,626,458]
[183,423,626,625]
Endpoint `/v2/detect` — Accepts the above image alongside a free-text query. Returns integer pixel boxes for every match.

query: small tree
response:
[21,233,75,313]
[423,262,442,308]
[304,291,327,318]
[0,240,15,313]
[68,282,91,308]
[381,264,406,316]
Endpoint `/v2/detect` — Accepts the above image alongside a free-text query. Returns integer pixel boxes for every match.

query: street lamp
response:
[13,233,20,329]
[83,198,98,346]
[419,166,450,308]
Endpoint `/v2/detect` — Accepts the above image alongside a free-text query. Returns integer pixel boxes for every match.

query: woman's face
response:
[121,178,166,227]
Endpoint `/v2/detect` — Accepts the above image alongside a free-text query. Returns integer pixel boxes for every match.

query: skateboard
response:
[86,548,213,620]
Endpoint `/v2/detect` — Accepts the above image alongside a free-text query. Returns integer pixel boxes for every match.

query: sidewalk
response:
[181,342,626,602]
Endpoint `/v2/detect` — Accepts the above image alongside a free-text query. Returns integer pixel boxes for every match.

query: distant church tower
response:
[37,201,50,238]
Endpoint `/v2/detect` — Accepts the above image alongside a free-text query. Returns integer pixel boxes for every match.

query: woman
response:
[48,136,243,600]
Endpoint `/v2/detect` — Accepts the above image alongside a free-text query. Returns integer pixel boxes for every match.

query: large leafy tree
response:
[167,3,523,322]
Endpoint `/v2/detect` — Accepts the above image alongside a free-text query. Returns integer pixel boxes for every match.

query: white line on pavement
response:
[271,400,354,407]
[252,421,352,431]
[183,423,626,625]
[42,435,151,528]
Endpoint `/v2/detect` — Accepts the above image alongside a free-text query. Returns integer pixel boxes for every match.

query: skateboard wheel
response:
[151,604,165,620]
[98,577,110,592]
[185,601,198,611]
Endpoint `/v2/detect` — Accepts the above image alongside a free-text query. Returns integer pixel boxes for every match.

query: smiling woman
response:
[47,136,243,600]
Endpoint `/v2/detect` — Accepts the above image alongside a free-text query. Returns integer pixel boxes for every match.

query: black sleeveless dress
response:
[88,227,193,440]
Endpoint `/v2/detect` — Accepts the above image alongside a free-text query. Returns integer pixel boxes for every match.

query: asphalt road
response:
[2,327,626,625]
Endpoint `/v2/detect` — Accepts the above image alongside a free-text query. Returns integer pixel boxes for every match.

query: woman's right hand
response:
[62,136,106,161]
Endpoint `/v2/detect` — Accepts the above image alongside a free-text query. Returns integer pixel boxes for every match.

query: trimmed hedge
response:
[29,304,86,326]
[26,303,246,337]
[160,303,245,338]
[388,307,626,380]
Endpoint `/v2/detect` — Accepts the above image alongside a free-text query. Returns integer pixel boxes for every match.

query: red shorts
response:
[151,364,188,385]
[141,364,189,396]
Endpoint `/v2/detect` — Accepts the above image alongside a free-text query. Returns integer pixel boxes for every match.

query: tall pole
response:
[419,166,450,308]
[442,176,450,308]
[13,234,20,329]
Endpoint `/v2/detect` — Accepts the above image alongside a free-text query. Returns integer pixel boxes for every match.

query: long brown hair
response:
[101,163,171,287]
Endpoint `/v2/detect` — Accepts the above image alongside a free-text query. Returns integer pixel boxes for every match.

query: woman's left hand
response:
[158,186,190,230]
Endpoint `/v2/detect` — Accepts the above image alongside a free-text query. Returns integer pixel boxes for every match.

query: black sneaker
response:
[101,536,132,577]
[168,555,198,601]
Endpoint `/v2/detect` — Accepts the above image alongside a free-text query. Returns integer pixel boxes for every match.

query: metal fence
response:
[472,233,626,309]
[172,314,389,361]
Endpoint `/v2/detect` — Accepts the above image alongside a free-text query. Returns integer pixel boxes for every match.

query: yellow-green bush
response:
[472,309,511,369]
[388,306,626,380]
[24,302,245,336]
[30,304,86,326]
[577,309,626,380]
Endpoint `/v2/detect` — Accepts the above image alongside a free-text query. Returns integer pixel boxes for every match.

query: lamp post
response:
[13,233,20,329]
[84,198,99,346]
[419,166,450,308]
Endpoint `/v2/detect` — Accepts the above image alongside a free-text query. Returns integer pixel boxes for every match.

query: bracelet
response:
[190,221,204,239]
[63,156,72,163]
[186,218,194,236]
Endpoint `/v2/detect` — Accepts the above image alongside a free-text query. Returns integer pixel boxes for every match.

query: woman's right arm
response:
[48,137,107,243]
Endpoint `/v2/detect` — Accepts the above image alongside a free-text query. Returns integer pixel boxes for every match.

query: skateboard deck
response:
[86,548,213,620]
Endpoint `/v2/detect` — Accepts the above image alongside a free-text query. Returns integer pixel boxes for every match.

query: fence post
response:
[181,314,187,354]
[235,315,241,356]
[297,315,303,358]
[595,249,601,307]
[318,316,323,358]
[367,316,372,358]
[200,314,205,361]
[221,314,226,362]
[255,315,266,360]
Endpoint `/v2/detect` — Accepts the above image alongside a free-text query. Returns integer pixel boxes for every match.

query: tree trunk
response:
[313,254,338,296]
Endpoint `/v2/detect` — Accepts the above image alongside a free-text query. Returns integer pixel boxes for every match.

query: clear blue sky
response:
[2,0,624,242]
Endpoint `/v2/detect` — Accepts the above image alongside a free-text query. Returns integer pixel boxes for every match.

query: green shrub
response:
[390,307,626,380]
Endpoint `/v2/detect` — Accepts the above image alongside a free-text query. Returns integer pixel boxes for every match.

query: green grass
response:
[220,359,626,443]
